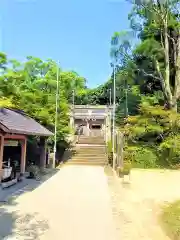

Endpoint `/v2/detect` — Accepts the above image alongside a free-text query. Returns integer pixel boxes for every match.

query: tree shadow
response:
[0,205,49,239]
[0,168,60,239]
[0,168,59,203]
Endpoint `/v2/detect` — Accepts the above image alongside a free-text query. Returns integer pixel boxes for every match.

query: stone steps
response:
[73,154,106,158]
[78,141,105,145]
[77,136,105,145]
[66,161,105,166]
[66,160,107,166]
[64,135,107,166]
[75,147,106,156]
[71,157,106,161]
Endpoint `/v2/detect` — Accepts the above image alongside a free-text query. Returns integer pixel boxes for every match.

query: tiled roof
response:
[74,115,105,120]
[74,108,106,114]
[0,108,53,136]
[72,105,113,119]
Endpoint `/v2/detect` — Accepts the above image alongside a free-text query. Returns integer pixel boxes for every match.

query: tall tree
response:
[129,0,180,110]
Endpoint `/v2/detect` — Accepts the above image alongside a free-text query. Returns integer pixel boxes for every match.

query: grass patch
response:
[161,200,180,240]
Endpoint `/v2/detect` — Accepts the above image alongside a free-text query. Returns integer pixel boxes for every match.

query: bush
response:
[161,200,180,240]
[124,145,158,168]
[159,135,180,168]
[120,96,180,169]
[117,161,132,177]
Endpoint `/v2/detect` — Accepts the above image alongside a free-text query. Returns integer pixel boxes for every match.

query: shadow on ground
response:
[0,168,60,239]
[0,207,49,239]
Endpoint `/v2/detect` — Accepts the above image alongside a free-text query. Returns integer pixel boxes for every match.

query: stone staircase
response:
[65,135,107,166]
[77,135,105,145]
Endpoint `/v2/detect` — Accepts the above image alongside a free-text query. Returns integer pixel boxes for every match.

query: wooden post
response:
[40,137,47,169]
[0,136,4,183]
[20,138,27,175]
[0,136,4,182]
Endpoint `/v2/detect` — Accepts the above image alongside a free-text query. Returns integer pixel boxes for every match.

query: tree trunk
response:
[174,31,180,102]
[170,96,177,112]
[162,16,174,110]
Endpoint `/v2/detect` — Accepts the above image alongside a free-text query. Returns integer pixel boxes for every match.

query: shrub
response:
[122,103,180,169]
[117,161,132,177]
[159,135,180,168]
[134,148,158,168]
[124,145,158,168]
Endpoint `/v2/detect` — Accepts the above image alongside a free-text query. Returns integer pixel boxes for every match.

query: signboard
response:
[4,140,19,147]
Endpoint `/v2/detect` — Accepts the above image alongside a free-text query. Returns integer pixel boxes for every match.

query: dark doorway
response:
[3,145,21,164]
[91,124,101,129]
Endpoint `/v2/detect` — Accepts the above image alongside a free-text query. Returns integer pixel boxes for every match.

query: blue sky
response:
[1,0,132,88]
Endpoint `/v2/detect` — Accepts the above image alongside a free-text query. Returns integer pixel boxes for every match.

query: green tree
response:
[129,0,180,110]
[0,54,86,149]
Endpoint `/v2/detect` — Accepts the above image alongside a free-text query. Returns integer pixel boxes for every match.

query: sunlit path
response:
[0,165,118,240]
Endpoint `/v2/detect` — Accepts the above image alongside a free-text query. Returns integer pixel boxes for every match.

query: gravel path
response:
[0,166,118,240]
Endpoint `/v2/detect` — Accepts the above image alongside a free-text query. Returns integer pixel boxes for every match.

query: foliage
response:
[75,0,180,170]
[125,145,158,168]
[161,200,180,240]
[159,135,180,168]
[123,100,180,168]
[0,97,15,108]
[72,0,179,170]
[0,54,86,151]
[129,0,180,111]
[117,161,132,176]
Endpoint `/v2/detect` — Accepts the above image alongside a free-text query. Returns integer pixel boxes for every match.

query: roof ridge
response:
[5,108,30,117]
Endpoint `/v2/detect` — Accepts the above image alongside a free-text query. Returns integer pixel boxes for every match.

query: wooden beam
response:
[20,138,27,175]
[0,136,4,183]
[5,134,26,140]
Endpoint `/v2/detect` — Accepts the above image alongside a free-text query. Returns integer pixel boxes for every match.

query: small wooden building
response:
[0,108,53,183]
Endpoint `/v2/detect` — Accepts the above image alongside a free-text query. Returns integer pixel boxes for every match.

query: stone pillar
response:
[87,121,90,136]
[0,136,4,182]
[70,113,74,130]
[20,138,27,175]
[70,112,75,143]
[39,137,47,169]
